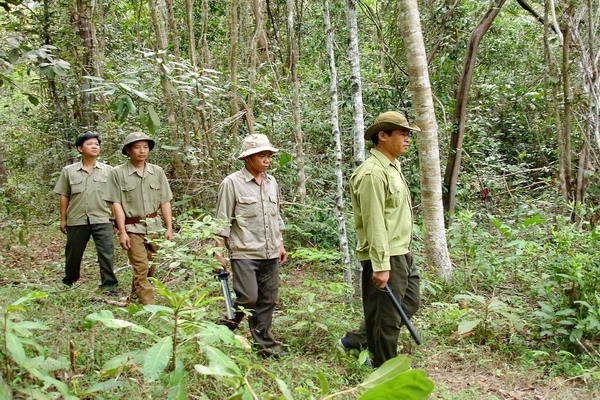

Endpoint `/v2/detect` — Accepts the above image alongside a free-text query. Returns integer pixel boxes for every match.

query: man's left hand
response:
[372,270,389,289]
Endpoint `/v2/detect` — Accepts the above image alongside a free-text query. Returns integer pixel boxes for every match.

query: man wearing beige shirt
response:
[104,132,173,305]
[54,132,119,295]
[214,134,288,358]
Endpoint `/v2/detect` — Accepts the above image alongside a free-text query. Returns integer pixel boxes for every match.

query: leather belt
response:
[125,212,158,225]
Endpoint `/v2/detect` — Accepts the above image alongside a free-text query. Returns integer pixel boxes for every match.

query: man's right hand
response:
[372,270,390,289]
[119,231,131,250]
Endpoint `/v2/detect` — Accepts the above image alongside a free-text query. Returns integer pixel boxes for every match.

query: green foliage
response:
[453,293,525,344]
[1,291,76,399]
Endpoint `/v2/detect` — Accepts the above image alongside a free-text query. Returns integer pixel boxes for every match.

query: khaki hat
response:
[237,134,279,159]
[363,111,421,140]
[122,132,156,156]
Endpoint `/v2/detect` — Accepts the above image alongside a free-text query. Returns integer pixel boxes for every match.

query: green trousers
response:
[347,253,420,367]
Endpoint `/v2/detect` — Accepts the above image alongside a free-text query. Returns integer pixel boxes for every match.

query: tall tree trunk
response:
[287,0,306,202]
[323,0,352,286]
[442,0,507,217]
[229,0,242,140]
[148,0,186,178]
[558,17,573,202]
[398,0,453,282]
[74,0,94,129]
[346,0,365,166]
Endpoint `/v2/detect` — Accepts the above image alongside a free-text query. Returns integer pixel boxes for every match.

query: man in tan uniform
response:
[104,132,173,305]
[54,132,119,295]
[214,134,288,358]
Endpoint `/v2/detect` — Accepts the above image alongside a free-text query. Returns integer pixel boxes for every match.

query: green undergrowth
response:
[1,202,600,399]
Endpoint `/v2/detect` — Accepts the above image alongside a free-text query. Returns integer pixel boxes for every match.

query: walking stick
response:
[383,285,422,345]
[215,269,236,320]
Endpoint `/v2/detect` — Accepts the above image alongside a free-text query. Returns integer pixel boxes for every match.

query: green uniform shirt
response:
[104,161,173,234]
[53,161,113,226]
[215,167,285,260]
[350,148,413,272]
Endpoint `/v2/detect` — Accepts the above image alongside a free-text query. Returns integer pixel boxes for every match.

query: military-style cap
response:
[237,134,279,160]
[122,132,156,156]
[363,111,421,140]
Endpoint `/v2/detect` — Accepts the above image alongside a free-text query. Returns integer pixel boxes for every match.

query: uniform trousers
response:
[227,258,282,353]
[63,222,118,290]
[127,233,158,305]
[346,253,420,367]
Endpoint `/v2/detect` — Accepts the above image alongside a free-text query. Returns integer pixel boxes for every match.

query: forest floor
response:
[1,223,599,400]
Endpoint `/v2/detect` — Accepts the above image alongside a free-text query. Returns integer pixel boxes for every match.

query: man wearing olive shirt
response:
[340,111,421,368]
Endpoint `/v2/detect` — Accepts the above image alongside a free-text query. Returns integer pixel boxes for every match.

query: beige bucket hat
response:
[237,134,279,159]
[122,132,156,155]
[363,111,421,140]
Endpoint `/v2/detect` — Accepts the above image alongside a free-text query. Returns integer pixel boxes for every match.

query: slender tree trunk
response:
[398,0,453,281]
[442,0,507,216]
[558,18,573,202]
[287,0,306,202]
[323,0,352,286]
[74,0,94,129]
[229,0,242,140]
[346,0,365,166]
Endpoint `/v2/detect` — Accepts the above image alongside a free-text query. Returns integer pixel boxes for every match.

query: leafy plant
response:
[196,351,434,399]
[453,292,525,344]
[1,291,76,399]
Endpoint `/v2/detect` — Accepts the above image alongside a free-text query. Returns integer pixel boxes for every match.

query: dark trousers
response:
[228,258,281,353]
[63,223,118,290]
[346,253,420,367]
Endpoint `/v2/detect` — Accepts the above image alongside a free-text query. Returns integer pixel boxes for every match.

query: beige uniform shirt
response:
[53,161,113,226]
[216,167,285,260]
[104,161,173,234]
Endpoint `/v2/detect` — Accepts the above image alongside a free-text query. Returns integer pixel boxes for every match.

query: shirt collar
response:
[125,161,154,175]
[242,167,270,183]
[76,160,100,171]
[370,148,400,169]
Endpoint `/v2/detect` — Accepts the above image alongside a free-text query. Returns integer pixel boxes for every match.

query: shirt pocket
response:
[235,196,259,223]
[122,184,137,203]
[388,180,404,208]
[268,194,278,216]
[68,176,86,195]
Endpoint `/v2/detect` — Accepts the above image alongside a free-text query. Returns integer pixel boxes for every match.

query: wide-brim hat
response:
[237,134,279,159]
[363,111,421,140]
[122,132,156,156]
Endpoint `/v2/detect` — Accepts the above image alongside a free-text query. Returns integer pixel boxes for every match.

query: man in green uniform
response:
[213,133,288,358]
[339,111,421,368]
[54,132,119,295]
[104,132,173,305]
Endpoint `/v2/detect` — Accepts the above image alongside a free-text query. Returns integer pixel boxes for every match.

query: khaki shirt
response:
[216,167,285,260]
[53,161,113,226]
[350,148,413,272]
[104,161,173,234]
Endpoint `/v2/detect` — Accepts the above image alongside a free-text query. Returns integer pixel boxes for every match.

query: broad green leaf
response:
[194,344,241,377]
[358,370,434,400]
[11,321,49,331]
[360,355,412,390]
[275,377,294,400]
[457,319,481,335]
[6,331,27,364]
[100,351,146,377]
[279,153,292,167]
[84,380,126,393]
[148,105,160,128]
[317,371,329,396]
[167,360,187,400]
[142,336,172,382]
[11,291,48,306]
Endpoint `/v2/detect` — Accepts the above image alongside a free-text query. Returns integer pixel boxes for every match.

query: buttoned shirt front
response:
[215,167,285,260]
[53,161,113,226]
[104,161,173,234]
[350,148,413,272]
